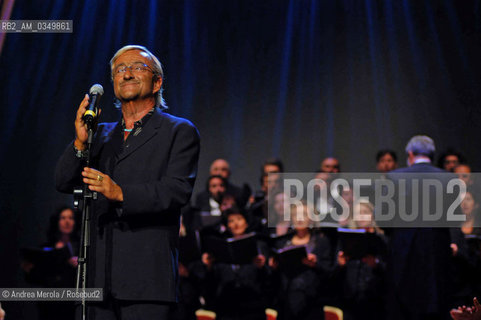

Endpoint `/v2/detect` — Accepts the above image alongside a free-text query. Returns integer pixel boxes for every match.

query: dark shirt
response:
[121,107,155,140]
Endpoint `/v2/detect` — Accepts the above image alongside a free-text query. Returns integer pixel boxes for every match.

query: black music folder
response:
[202,232,259,265]
[274,245,308,276]
[337,228,385,260]
[21,246,72,275]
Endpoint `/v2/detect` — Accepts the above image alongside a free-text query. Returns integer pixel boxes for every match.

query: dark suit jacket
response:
[386,163,455,318]
[55,108,200,302]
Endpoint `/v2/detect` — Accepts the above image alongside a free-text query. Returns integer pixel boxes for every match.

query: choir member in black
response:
[437,149,465,172]
[22,206,79,320]
[460,190,481,236]
[268,191,291,237]
[193,176,238,238]
[249,172,283,236]
[199,208,270,320]
[454,164,473,189]
[270,203,332,320]
[332,201,386,320]
[450,189,481,308]
[195,159,251,210]
[251,158,284,205]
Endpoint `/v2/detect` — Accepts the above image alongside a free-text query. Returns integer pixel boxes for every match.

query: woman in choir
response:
[333,201,386,320]
[22,206,79,320]
[270,202,332,320]
[200,207,270,320]
[460,190,481,235]
[450,189,481,308]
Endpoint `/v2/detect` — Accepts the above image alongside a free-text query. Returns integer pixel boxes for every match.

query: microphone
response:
[83,84,104,128]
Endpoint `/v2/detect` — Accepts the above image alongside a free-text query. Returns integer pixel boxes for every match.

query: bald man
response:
[195,159,251,211]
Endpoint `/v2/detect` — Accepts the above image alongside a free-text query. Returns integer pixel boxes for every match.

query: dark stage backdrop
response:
[1,0,481,318]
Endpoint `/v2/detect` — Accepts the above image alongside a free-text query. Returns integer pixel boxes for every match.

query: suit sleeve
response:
[55,142,84,193]
[55,123,111,193]
[120,121,200,215]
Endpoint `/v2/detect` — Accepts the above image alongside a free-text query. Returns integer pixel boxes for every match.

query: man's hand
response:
[68,256,79,268]
[74,94,90,151]
[337,251,348,267]
[253,254,266,269]
[202,253,214,270]
[179,263,189,277]
[451,243,459,256]
[0,302,5,320]
[362,254,378,268]
[302,253,317,268]
[74,94,101,151]
[82,167,123,202]
[268,256,278,269]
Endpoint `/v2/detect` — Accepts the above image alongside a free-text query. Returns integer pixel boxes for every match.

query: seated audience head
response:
[47,206,77,244]
[262,157,284,175]
[353,201,378,231]
[260,157,284,192]
[223,207,249,237]
[209,159,231,180]
[341,187,354,208]
[437,149,465,172]
[376,149,398,173]
[271,191,291,235]
[265,172,282,195]
[454,164,473,187]
[316,157,340,185]
[320,157,340,173]
[273,192,287,219]
[405,135,435,165]
[461,189,479,217]
[207,175,226,203]
[291,202,312,231]
[220,194,237,212]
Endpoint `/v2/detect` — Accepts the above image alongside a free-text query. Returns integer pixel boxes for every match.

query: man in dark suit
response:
[385,135,455,320]
[195,159,251,210]
[195,175,227,214]
[55,45,200,319]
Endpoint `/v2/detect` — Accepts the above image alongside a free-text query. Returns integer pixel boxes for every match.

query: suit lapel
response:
[116,109,164,163]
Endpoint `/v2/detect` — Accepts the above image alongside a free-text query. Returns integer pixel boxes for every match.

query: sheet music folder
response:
[202,232,259,265]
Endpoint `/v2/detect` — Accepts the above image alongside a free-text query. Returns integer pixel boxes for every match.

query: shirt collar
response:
[413,157,431,165]
[121,107,155,130]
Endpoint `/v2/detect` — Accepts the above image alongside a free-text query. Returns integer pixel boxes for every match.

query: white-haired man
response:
[385,135,455,320]
[56,45,200,319]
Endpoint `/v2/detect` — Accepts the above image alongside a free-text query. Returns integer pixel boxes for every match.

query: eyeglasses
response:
[113,62,154,76]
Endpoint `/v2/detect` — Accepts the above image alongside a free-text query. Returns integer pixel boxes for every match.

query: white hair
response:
[405,135,436,159]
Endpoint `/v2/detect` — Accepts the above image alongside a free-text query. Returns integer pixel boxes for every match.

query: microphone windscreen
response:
[89,84,104,96]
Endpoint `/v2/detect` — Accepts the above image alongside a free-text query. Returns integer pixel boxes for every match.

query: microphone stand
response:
[75,122,97,320]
